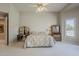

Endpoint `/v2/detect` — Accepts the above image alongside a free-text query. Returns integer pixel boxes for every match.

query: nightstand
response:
[17,34,23,41]
[50,25,61,41]
[52,33,61,41]
[17,34,29,41]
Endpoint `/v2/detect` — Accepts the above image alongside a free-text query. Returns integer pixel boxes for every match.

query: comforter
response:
[24,32,55,48]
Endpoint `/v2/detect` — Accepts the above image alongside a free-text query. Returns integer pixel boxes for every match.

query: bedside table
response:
[17,34,23,41]
[53,34,61,41]
[17,34,29,41]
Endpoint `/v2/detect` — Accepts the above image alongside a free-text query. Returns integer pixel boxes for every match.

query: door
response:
[0,12,9,46]
[64,17,76,43]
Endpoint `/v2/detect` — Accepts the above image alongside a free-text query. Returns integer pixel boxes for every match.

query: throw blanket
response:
[24,32,55,48]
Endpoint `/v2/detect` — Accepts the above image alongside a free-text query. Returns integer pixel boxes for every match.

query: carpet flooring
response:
[0,42,79,56]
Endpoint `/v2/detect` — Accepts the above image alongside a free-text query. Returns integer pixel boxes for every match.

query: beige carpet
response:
[0,42,79,56]
[0,40,6,48]
[11,41,24,48]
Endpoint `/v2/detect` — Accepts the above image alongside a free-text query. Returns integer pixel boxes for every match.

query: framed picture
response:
[51,25,60,34]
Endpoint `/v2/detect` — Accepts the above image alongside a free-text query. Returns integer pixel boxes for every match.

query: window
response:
[65,17,76,37]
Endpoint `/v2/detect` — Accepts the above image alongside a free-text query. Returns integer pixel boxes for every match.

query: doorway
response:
[0,11,9,47]
[63,17,76,44]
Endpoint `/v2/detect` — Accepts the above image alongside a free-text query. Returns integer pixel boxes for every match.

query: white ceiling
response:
[13,3,68,12]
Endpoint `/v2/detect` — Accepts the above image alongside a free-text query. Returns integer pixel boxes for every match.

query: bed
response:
[24,32,55,48]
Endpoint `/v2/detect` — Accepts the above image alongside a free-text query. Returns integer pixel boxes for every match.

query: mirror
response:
[51,25,60,34]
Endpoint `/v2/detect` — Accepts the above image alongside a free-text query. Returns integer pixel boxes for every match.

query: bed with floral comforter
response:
[24,32,55,48]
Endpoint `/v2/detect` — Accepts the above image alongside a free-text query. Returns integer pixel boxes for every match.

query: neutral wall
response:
[20,12,58,34]
[9,4,20,43]
[0,3,9,13]
[60,7,79,45]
